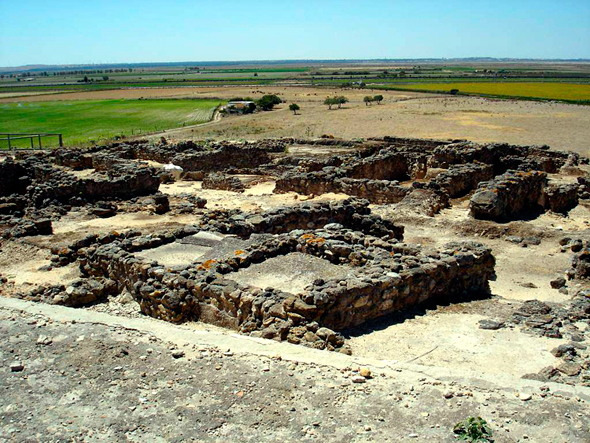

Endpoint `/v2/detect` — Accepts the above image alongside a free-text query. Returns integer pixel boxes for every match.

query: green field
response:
[0,98,222,148]
[378,82,590,102]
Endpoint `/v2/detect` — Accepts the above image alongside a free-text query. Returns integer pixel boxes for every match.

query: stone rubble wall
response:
[0,160,31,197]
[469,171,547,220]
[200,199,405,241]
[202,173,245,193]
[78,226,494,352]
[541,184,580,214]
[431,163,495,198]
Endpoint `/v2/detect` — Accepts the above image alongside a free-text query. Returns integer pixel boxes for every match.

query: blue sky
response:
[1,0,589,66]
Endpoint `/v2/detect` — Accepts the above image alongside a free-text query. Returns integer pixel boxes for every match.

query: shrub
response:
[453,416,493,442]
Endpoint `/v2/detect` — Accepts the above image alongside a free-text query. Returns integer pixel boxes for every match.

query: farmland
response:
[378,81,590,102]
[0,98,221,148]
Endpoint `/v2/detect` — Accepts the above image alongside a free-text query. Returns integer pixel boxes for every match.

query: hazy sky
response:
[1,0,589,66]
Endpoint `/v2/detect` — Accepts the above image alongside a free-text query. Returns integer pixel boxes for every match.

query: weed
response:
[453,416,493,442]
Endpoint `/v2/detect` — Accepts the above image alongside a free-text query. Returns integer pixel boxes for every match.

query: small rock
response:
[479,319,504,330]
[550,277,566,289]
[171,350,185,359]
[36,335,52,345]
[519,393,532,401]
[359,367,372,378]
[351,375,366,384]
[443,391,454,399]
[408,433,418,438]
[10,362,24,372]
[556,362,581,376]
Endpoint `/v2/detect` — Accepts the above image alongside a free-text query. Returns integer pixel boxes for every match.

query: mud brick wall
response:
[469,171,547,220]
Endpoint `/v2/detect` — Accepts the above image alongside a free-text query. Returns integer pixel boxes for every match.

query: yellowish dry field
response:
[4,86,590,155]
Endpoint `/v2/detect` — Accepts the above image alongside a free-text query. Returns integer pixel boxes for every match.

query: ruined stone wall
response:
[28,163,160,208]
[469,171,547,220]
[202,173,245,192]
[201,199,405,240]
[431,163,495,198]
[171,146,271,172]
[541,184,579,214]
[0,160,31,197]
[79,228,494,350]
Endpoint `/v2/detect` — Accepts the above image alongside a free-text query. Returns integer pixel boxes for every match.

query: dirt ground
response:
[1,298,588,442]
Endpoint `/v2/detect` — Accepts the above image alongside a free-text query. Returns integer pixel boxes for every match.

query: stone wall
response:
[0,160,31,197]
[78,226,494,351]
[202,173,245,192]
[469,171,547,221]
[431,163,495,198]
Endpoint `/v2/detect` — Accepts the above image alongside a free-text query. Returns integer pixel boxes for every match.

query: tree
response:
[83,75,89,83]
[289,103,300,115]
[102,76,109,81]
[324,97,336,110]
[364,96,373,106]
[373,94,383,104]
[257,94,281,111]
[336,96,348,109]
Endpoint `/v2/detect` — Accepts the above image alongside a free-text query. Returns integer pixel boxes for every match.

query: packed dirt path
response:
[1,297,588,443]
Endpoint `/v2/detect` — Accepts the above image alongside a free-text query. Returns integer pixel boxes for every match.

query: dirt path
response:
[1,297,588,442]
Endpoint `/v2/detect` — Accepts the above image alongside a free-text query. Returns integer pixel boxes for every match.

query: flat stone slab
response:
[136,242,211,268]
[229,252,356,294]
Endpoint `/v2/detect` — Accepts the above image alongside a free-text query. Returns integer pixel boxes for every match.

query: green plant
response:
[289,103,300,114]
[453,416,493,442]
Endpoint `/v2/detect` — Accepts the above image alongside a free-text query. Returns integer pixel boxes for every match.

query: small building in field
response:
[226,101,256,110]
[223,101,256,114]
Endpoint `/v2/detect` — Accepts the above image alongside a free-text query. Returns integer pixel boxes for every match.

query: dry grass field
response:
[4,85,589,155]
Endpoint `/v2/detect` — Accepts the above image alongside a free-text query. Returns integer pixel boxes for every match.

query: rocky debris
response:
[16,277,117,307]
[10,361,24,372]
[578,176,590,199]
[478,319,504,330]
[396,188,449,217]
[1,218,52,239]
[0,158,31,197]
[541,184,579,214]
[568,247,590,280]
[91,201,118,218]
[470,171,547,221]
[550,276,567,289]
[202,173,245,193]
[150,193,170,214]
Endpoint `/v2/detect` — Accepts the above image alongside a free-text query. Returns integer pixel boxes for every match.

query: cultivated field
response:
[385,81,590,102]
[0,98,221,147]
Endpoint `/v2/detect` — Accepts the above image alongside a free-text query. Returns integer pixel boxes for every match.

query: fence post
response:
[30,136,34,149]
[7,134,11,150]
[59,134,63,147]
[38,135,42,149]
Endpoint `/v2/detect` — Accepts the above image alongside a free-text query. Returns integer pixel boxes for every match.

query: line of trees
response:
[363,95,384,105]
[323,96,348,110]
